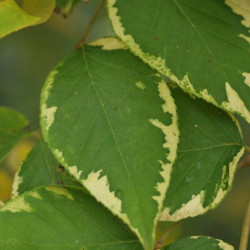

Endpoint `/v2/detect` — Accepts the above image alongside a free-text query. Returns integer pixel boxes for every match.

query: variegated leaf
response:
[107,0,250,123]
[0,186,142,249]
[163,236,234,250]
[160,87,244,221]
[40,37,179,250]
[12,138,81,198]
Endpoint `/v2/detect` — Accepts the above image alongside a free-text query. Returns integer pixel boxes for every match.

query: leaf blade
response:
[107,0,250,123]
[0,186,143,249]
[12,138,81,198]
[163,236,234,250]
[40,38,179,249]
[0,0,55,39]
[0,106,30,163]
[160,87,244,221]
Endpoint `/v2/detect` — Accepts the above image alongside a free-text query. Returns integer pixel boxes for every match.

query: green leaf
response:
[0,106,30,163]
[0,186,142,249]
[160,87,244,221]
[107,0,250,123]
[12,138,81,198]
[0,0,55,39]
[163,236,234,250]
[40,37,179,250]
[55,0,80,17]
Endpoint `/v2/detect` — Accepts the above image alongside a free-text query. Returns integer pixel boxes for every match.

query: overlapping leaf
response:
[107,0,250,123]
[12,138,81,198]
[163,236,234,250]
[0,186,142,249]
[40,37,179,250]
[160,87,244,221]
[0,106,30,163]
[0,0,55,39]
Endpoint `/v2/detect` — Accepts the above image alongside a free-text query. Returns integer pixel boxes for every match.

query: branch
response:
[239,198,250,250]
[76,0,105,49]
[154,222,180,249]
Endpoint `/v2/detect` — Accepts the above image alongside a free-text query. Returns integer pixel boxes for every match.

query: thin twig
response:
[154,222,180,249]
[239,198,250,250]
[76,0,105,49]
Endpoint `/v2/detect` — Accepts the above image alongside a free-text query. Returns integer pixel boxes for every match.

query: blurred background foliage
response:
[0,0,249,248]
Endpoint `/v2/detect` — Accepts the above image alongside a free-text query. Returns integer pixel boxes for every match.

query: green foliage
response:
[107,0,250,123]
[40,39,179,249]
[0,107,30,163]
[0,0,55,39]
[0,0,249,249]
[162,236,233,250]
[0,186,142,249]
[161,87,244,221]
[12,138,81,198]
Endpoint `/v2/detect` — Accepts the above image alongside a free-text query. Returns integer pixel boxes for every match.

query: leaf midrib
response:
[81,48,149,243]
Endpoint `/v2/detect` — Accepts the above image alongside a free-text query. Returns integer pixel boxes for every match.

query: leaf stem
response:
[154,222,180,249]
[30,128,41,141]
[76,0,105,49]
[239,198,250,250]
